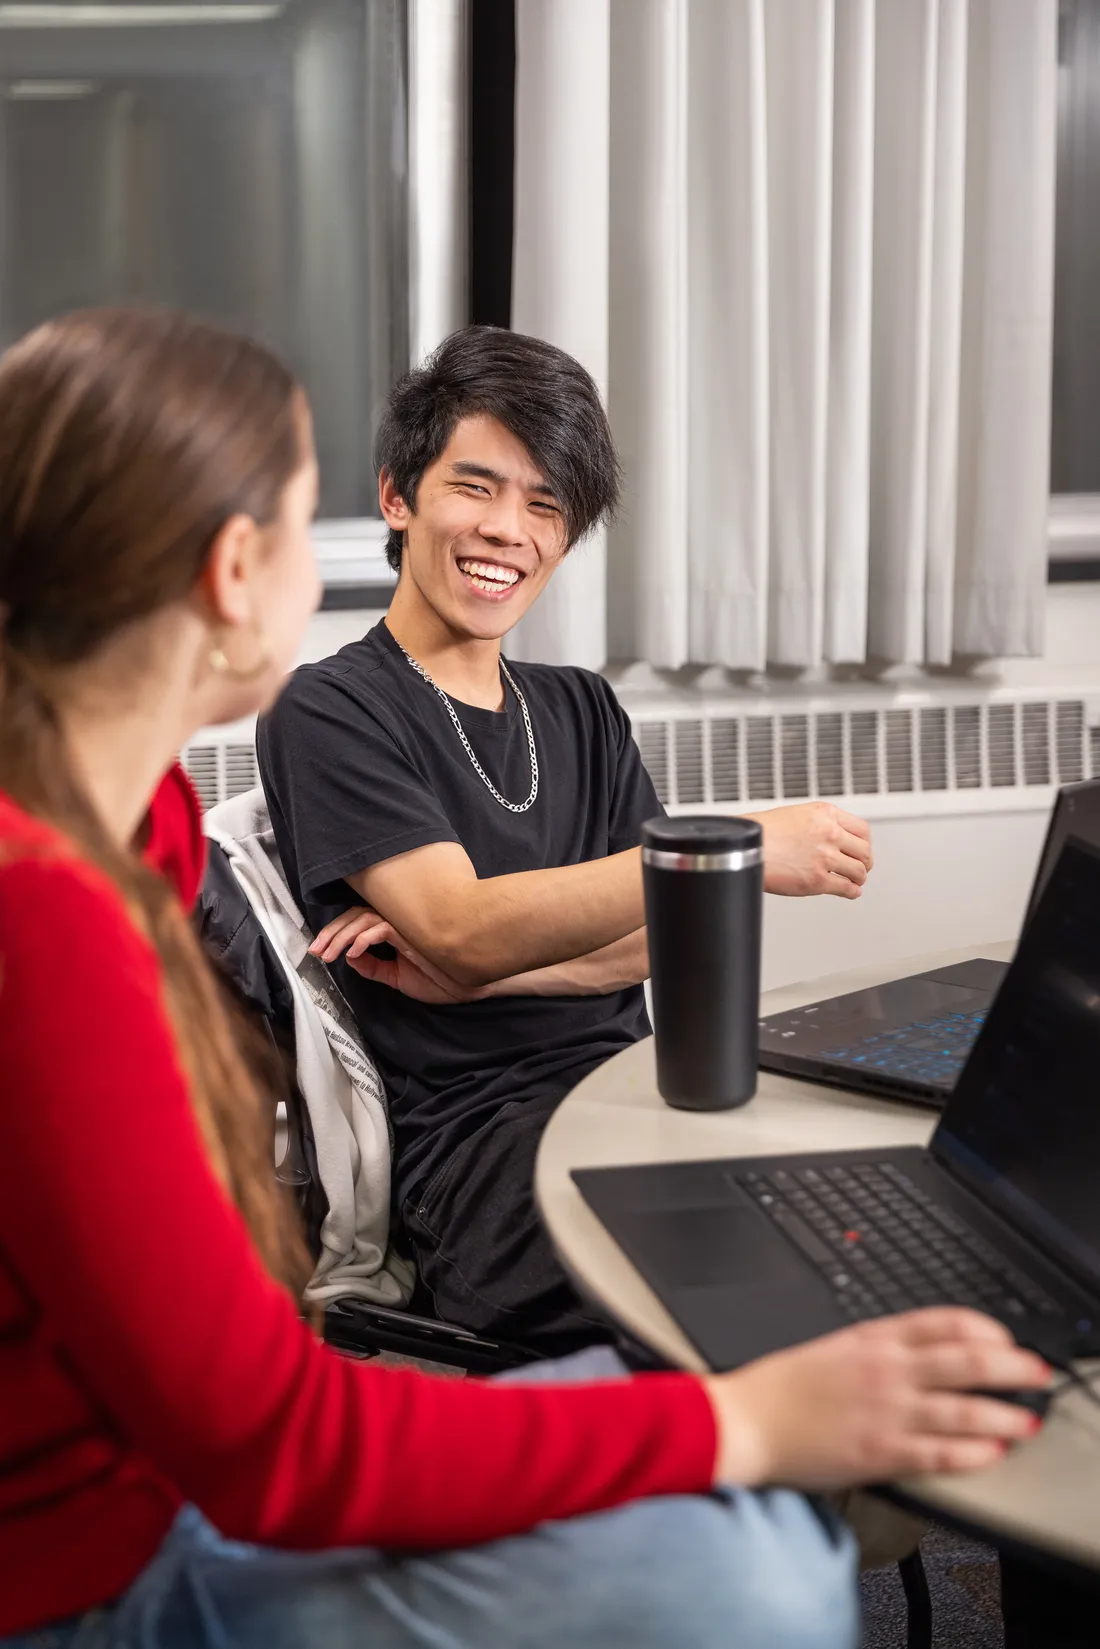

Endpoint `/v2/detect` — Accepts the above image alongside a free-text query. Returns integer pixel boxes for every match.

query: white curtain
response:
[509,0,1057,672]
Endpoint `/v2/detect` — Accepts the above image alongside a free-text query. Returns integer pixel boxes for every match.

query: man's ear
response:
[198,513,263,628]
[378,467,411,532]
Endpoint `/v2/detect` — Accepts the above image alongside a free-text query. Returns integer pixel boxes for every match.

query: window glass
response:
[1053,0,1100,493]
[0,0,408,520]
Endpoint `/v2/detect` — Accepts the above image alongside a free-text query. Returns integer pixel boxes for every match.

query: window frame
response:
[1049,495,1100,582]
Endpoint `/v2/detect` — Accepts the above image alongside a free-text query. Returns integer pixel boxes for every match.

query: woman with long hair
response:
[0,309,1048,1649]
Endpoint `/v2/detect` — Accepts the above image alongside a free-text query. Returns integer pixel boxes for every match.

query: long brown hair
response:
[0,308,313,1297]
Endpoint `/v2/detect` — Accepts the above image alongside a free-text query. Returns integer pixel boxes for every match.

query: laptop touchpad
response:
[609,1206,810,1292]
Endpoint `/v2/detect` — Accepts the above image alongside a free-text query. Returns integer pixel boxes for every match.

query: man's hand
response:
[311,909,648,1001]
[747,802,873,899]
[309,908,487,1005]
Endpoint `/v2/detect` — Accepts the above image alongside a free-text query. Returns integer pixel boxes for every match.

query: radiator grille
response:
[885,710,914,793]
[627,697,1097,808]
[746,716,776,802]
[780,715,810,799]
[181,696,1099,812]
[673,719,706,805]
[815,713,845,795]
[710,718,741,802]
[182,741,258,811]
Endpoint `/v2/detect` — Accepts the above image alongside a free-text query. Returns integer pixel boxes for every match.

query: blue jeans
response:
[5,1350,858,1649]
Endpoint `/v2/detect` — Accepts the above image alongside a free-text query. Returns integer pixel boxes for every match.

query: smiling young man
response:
[258,326,874,1351]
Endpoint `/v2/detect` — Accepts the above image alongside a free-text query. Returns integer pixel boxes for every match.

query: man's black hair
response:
[374,324,621,571]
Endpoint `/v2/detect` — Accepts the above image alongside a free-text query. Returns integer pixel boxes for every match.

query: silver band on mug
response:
[641,846,764,872]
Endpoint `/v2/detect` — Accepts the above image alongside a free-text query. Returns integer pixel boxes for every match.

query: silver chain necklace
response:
[396,642,539,814]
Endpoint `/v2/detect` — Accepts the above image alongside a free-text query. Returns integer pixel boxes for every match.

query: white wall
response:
[757,582,1100,992]
[758,800,1048,992]
[298,583,1100,994]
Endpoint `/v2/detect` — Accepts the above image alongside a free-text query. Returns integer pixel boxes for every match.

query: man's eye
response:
[531,501,561,514]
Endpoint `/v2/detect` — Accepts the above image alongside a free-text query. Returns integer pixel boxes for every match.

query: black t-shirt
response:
[257,619,660,1210]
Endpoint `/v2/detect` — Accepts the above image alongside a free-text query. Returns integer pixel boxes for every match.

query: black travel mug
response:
[642,815,764,1111]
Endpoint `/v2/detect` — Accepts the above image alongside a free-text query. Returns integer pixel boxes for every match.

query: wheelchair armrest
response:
[324,1296,540,1374]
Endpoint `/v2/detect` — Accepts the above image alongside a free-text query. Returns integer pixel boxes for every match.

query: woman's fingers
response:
[896,1436,1011,1477]
[912,1390,1044,1442]
[910,1341,1051,1407]
[875,1307,1018,1348]
[706,1309,1051,1490]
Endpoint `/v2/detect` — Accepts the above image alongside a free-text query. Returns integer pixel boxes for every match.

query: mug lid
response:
[641,815,763,854]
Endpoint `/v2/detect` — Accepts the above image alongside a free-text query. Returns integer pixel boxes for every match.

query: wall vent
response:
[182,733,259,812]
[182,692,1100,813]
[623,694,1100,809]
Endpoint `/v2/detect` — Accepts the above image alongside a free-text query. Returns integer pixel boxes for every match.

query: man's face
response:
[381,413,569,639]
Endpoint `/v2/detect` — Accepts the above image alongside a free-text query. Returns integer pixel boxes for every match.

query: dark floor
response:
[861,1525,1004,1648]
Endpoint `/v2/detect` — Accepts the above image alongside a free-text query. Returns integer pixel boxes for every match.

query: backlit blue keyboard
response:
[816,1009,987,1089]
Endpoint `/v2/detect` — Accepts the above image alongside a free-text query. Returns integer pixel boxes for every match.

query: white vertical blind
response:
[510,0,1058,671]
[823,0,875,664]
[953,0,1058,659]
[408,0,469,363]
[508,0,611,669]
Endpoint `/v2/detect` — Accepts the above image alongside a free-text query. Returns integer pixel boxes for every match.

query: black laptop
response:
[757,777,1100,1107]
[574,835,1100,1371]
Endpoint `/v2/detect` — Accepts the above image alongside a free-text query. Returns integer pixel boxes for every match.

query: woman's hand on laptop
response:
[745,802,873,899]
[702,1308,1051,1490]
[309,908,488,1005]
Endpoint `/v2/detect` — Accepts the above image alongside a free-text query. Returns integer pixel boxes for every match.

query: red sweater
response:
[0,773,716,1634]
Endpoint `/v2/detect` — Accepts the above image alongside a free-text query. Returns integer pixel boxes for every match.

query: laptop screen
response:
[1023,778,1100,929]
[934,835,1100,1291]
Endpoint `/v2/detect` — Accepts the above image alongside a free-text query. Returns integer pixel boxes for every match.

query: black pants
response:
[401,1092,615,1356]
[1001,1553,1100,1648]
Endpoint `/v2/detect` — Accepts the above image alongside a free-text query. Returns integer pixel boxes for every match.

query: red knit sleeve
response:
[142,764,206,909]
[0,852,716,1552]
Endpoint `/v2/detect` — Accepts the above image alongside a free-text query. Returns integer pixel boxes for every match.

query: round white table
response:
[535,941,1100,1574]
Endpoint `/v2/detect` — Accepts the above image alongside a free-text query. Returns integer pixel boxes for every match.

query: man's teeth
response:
[457,560,521,592]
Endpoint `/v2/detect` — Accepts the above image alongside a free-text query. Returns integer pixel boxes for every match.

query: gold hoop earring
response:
[209,628,273,684]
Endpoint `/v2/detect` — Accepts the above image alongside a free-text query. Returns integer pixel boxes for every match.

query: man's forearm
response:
[351,800,874,989]
[485,927,649,998]
[351,844,645,987]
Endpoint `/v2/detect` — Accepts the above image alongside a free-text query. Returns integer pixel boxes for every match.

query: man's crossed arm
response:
[309,801,873,1000]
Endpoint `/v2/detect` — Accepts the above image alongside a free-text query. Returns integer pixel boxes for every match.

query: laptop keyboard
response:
[813,1010,987,1089]
[739,1161,1062,1325]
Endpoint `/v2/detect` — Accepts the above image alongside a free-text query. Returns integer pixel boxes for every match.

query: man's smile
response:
[455,556,527,599]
